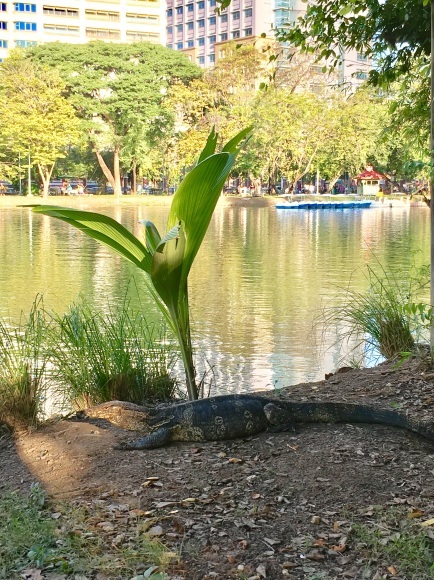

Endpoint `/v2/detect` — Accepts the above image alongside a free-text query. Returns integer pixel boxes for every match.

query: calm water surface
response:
[0,202,429,394]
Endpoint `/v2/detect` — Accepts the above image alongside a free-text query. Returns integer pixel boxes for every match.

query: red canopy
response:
[355,165,386,181]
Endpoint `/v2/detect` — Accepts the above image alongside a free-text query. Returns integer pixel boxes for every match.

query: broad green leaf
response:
[167,152,233,288]
[140,220,161,254]
[222,126,253,154]
[31,206,153,271]
[151,221,186,314]
[196,127,218,164]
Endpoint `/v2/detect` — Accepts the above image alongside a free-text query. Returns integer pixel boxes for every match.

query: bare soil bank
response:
[2,357,434,579]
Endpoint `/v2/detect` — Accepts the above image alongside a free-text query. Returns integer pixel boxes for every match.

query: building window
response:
[244,28,252,36]
[0,21,6,29]
[167,25,172,34]
[177,41,183,49]
[209,16,216,25]
[167,43,172,48]
[85,10,120,21]
[198,55,204,64]
[43,6,79,17]
[176,6,183,14]
[232,11,240,20]
[14,3,36,12]
[0,4,6,11]
[126,31,159,41]
[187,21,194,30]
[244,8,252,17]
[187,39,194,47]
[209,54,215,63]
[15,21,37,31]
[232,30,240,38]
[197,1,204,8]
[126,13,159,24]
[220,32,227,41]
[198,18,204,27]
[355,70,368,80]
[357,52,368,62]
[0,39,7,47]
[209,0,216,6]
[15,39,36,47]
[43,24,79,34]
[86,27,120,39]
[167,8,172,17]
[198,36,204,45]
[176,23,183,31]
[209,34,216,42]
[220,13,227,22]
[187,3,194,12]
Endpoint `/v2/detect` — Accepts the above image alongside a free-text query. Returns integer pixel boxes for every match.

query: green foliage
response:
[32,128,251,400]
[0,50,81,196]
[350,505,434,579]
[0,298,50,429]
[0,296,181,426]
[46,298,180,409]
[323,263,430,362]
[0,484,175,579]
[27,41,201,196]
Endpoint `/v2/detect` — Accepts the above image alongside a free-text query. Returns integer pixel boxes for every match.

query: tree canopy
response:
[0,51,81,196]
[27,41,201,196]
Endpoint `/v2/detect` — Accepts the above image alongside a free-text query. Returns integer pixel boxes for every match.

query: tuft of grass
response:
[0,297,50,429]
[0,484,175,579]
[323,263,429,363]
[46,298,181,409]
[350,506,434,579]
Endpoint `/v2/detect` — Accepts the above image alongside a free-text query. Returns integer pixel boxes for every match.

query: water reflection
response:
[0,203,429,394]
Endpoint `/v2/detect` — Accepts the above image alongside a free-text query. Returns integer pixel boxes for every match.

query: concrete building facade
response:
[0,0,165,62]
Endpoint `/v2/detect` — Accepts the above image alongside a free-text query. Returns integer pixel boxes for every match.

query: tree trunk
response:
[113,145,122,197]
[37,163,54,198]
[93,144,122,197]
[132,159,137,194]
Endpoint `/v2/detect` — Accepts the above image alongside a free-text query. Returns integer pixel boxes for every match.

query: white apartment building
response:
[0,0,165,62]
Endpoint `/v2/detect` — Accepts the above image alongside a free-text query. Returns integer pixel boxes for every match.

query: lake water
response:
[0,201,430,395]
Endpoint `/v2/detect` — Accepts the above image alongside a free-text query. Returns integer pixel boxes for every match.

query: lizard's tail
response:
[285,402,434,443]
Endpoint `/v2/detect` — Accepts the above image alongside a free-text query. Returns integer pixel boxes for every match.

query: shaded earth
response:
[2,357,434,579]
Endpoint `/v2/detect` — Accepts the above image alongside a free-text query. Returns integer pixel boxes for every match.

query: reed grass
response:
[45,298,180,409]
[0,295,180,427]
[323,263,429,363]
[0,298,50,429]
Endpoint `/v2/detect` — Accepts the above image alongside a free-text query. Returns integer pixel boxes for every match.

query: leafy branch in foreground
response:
[32,128,251,400]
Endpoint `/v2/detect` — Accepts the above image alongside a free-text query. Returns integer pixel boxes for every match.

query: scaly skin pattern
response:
[113,393,434,450]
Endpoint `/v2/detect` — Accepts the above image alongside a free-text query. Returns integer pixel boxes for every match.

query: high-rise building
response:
[0,1,165,62]
[166,0,273,67]
[167,0,371,89]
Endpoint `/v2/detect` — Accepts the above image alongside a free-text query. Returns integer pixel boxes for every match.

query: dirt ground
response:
[2,356,434,579]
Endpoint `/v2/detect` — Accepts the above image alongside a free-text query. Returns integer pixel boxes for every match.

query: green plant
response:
[350,506,434,579]
[46,297,180,408]
[323,263,429,363]
[32,127,251,400]
[0,484,175,579]
[0,297,50,428]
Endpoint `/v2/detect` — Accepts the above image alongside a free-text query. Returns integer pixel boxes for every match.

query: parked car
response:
[0,180,17,195]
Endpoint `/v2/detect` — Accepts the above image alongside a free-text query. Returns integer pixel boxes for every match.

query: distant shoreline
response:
[0,193,278,209]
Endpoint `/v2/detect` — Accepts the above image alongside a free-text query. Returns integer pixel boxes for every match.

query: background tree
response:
[315,89,387,191]
[0,51,81,196]
[28,41,201,197]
